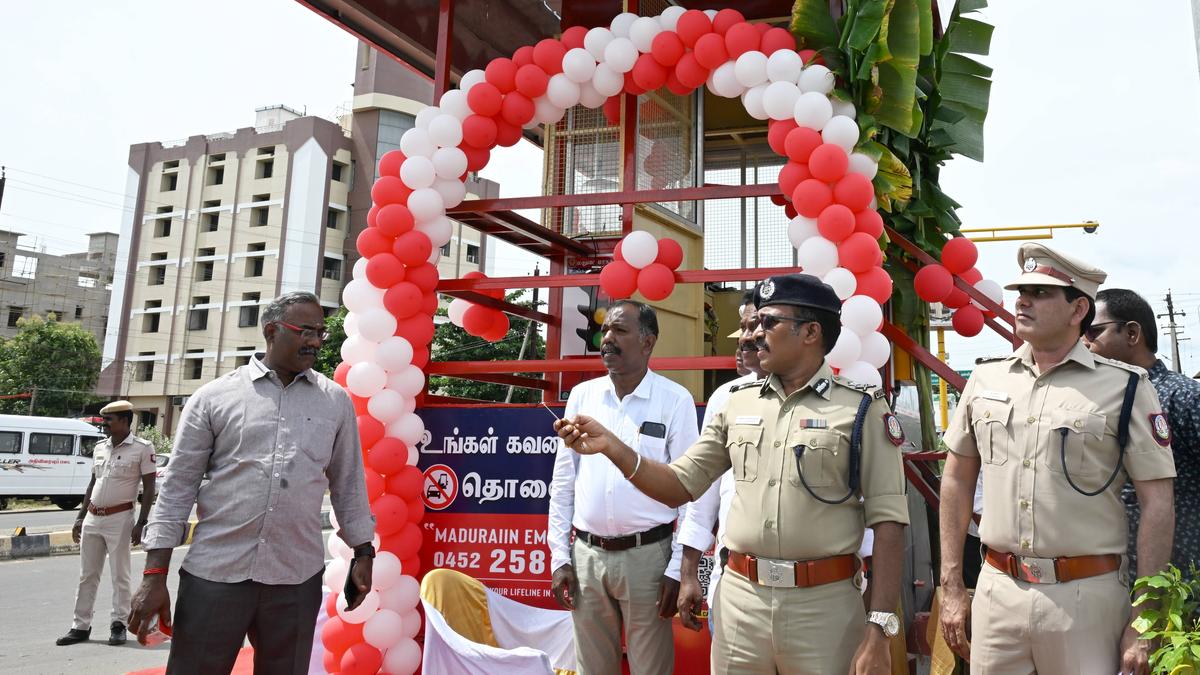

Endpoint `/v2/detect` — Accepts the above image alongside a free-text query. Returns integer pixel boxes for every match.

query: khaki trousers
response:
[712,566,865,674]
[72,510,134,630]
[571,536,674,675]
[969,563,1129,674]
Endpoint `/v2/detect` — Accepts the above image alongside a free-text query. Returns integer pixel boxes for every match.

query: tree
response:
[429,292,546,403]
[315,307,348,379]
[0,313,102,416]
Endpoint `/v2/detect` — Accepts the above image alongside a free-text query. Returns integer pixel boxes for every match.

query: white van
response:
[0,415,105,511]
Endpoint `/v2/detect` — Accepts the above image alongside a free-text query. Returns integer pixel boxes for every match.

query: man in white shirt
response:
[547,300,699,675]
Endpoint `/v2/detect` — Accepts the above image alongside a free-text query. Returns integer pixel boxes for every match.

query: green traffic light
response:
[591,332,601,349]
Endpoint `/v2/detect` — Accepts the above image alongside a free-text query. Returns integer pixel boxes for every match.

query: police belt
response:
[574,522,674,551]
[727,551,858,588]
[985,546,1120,584]
[87,501,134,517]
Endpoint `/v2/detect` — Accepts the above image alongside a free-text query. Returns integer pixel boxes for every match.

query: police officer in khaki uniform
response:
[56,401,157,647]
[556,274,910,674]
[938,243,1176,675]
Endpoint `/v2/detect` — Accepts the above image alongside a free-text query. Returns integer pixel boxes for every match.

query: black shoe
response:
[56,628,90,646]
[108,622,127,646]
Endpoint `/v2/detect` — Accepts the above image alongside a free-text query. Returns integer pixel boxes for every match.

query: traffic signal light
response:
[575,287,606,353]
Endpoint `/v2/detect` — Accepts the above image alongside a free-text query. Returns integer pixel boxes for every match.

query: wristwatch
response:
[867,611,900,638]
[352,543,376,559]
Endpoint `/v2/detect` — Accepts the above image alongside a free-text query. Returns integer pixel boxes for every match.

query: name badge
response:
[735,415,762,425]
[980,390,1009,402]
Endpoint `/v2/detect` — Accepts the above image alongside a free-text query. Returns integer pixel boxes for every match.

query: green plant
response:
[1132,564,1200,673]
[136,424,174,455]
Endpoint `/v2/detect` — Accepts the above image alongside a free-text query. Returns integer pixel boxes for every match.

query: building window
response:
[188,296,210,331]
[75,306,83,319]
[239,292,260,327]
[0,251,7,268]
[257,146,275,156]
[326,209,341,230]
[185,355,203,380]
[440,243,451,256]
[7,307,23,328]
[332,161,347,182]
[138,353,155,382]
[250,195,270,227]
[160,173,177,192]
[77,275,97,288]
[235,354,252,368]
[202,200,221,232]
[149,266,166,285]
[196,261,214,282]
[143,309,160,333]
[322,257,342,281]
[206,166,224,186]
[466,244,480,264]
[138,411,156,428]
[256,158,274,179]
[245,257,264,278]
[208,153,226,164]
[154,218,171,238]
[12,255,37,280]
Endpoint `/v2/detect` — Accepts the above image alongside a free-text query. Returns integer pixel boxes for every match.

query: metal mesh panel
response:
[544,105,621,237]
[702,142,789,285]
[637,90,697,222]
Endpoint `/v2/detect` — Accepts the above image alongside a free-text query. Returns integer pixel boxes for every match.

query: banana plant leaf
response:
[791,0,845,71]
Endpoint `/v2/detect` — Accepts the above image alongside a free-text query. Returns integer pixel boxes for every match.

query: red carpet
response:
[125,647,255,675]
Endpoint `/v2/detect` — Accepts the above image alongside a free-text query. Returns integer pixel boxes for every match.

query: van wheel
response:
[50,497,82,510]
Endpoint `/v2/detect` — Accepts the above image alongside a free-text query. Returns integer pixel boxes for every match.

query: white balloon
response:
[363,608,405,651]
[433,178,466,208]
[741,84,769,121]
[831,98,857,119]
[359,307,398,342]
[734,51,769,88]
[336,589,381,624]
[399,128,436,159]
[710,62,743,98]
[387,413,425,446]
[418,216,453,248]
[826,330,862,369]
[340,334,379,365]
[603,37,638,73]
[797,64,835,94]
[414,106,441,131]
[372,552,404,591]
[323,557,348,590]
[794,91,834,131]
[459,68,486,93]
[427,114,463,148]
[407,188,445,222]
[347,362,388,398]
[327,532,353,560]
[629,16,661,52]
[431,147,467,180]
[388,366,426,397]
[822,115,859,152]
[659,6,686,31]
[972,279,1004,310]
[703,9,718,19]
[822,267,858,301]
[343,279,385,313]
[622,231,659,269]
[787,215,819,248]
[578,80,606,108]
[343,313,361,341]
[584,27,615,60]
[859,331,892,369]
[329,509,340,532]
[766,49,803,83]
[796,236,839,278]
[842,295,884,337]
[546,73,582,109]
[848,153,879,180]
[426,247,442,266]
[839,361,882,388]
[762,81,801,121]
[406,443,419,466]
[562,48,597,83]
[592,63,624,97]
[610,11,638,38]
[401,397,417,417]
[352,257,368,281]
[378,575,421,612]
[376,336,415,373]
[368,389,406,424]
[399,156,436,190]
[382,637,422,675]
[438,89,472,120]
[533,97,565,125]
[400,610,422,639]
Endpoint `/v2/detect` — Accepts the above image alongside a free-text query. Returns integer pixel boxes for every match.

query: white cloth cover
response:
[421,600,570,675]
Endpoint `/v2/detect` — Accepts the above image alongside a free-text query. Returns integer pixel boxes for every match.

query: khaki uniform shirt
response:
[90,434,156,508]
[944,340,1176,558]
[671,364,910,561]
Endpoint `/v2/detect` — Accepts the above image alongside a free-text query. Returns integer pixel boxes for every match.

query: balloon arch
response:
[320,6,1002,673]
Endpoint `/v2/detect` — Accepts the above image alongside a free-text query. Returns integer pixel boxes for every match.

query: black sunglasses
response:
[757,313,813,332]
[1083,321,1126,342]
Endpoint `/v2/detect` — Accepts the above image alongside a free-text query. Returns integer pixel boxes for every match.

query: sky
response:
[1,1,1198,373]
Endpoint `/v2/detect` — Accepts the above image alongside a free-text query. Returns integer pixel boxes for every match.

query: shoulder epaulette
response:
[1092,354,1148,378]
[974,355,1008,365]
[731,378,766,393]
[832,375,886,399]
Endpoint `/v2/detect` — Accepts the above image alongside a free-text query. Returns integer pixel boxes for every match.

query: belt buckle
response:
[1014,555,1058,584]
[757,557,796,587]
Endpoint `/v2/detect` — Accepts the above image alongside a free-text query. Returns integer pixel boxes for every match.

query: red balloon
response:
[724,22,760,59]
[462,304,494,336]
[834,173,874,212]
[340,643,383,675]
[333,362,350,387]
[769,193,787,207]
[324,589,339,618]
[778,162,811,198]
[323,650,341,675]
[760,27,796,55]
[495,119,522,147]
[366,204,380,229]
[693,33,728,70]
[854,209,884,239]
[411,344,430,369]
[941,237,978,275]
[512,45,534,67]
[514,64,549,98]
[371,175,411,206]
[654,238,684,270]
[367,437,410,476]
[383,282,423,320]
[622,71,648,96]
[798,48,822,65]
[631,53,669,91]
[405,263,439,293]
[808,144,849,182]
[532,39,566,75]
[393,231,433,267]
[350,394,369,416]
[665,71,691,96]
[461,114,498,149]
[855,266,894,305]
[395,313,435,346]
[944,286,970,309]
[676,9,713,48]
[485,58,518,93]
[959,267,983,286]
[817,204,856,243]
[406,498,425,524]
[467,82,503,117]
[784,127,822,163]
[602,95,622,126]
[599,260,638,300]
[401,556,422,577]
[838,232,880,274]
[613,239,624,262]
[674,53,709,89]
[482,312,510,342]
[712,8,746,35]
[357,227,392,258]
[500,92,536,126]
[767,119,798,156]
[637,263,676,301]
[561,26,588,50]
[365,468,385,502]
[376,204,415,238]
[784,203,798,219]
[420,291,438,317]
[365,253,406,289]
[792,179,833,219]
[952,305,985,337]
[461,144,490,172]
[321,616,363,654]
[914,264,955,303]
[385,465,424,500]
[373,493,410,536]
[397,522,423,558]
[378,150,406,177]
[651,31,685,67]
[874,245,884,267]
[357,414,385,450]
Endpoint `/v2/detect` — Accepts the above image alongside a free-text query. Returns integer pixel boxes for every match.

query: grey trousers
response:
[165,568,323,675]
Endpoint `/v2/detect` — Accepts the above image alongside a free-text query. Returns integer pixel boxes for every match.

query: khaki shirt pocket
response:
[300,416,336,466]
[1045,409,1107,479]
[105,454,140,478]
[789,429,843,489]
[971,401,1013,466]
[727,425,763,482]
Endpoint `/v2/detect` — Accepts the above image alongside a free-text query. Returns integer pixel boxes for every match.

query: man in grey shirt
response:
[129,291,376,675]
